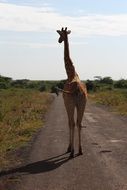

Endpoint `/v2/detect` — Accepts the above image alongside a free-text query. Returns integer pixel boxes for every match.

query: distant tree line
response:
[86,76,127,92]
[0,75,65,93]
[0,75,127,93]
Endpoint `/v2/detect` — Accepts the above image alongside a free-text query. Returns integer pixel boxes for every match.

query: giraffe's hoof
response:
[77,151,83,156]
[66,146,71,153]
[69,150,74,158]
[69,153,74,159]
[78,147,83,155]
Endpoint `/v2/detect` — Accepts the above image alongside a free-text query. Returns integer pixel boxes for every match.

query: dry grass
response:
[0,88,54,169]
[90,89,127,115]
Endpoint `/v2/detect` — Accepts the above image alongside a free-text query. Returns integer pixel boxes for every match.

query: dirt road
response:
[2,94,127,190]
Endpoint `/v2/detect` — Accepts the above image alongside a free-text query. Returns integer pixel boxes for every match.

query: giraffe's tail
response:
[55,87,71,94]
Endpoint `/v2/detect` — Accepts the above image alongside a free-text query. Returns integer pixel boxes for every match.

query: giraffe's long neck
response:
[64,36,76,81]
[64,36,70,60]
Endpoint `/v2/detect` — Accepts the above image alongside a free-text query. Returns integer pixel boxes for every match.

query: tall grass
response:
[90,89,127,115]
[0,88,54,169]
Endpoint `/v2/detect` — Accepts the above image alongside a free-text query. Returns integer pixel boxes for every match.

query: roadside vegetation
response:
[0,75,66,170]
[0,86,54,169]
[86,76,127,115]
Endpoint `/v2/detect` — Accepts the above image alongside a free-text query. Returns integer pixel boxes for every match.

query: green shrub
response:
[90,89,127,115]
[114,79,127,88]
[0,82,8,89]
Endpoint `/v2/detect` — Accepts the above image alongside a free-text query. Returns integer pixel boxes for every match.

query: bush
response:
[86,80,95,91]
[0,82,8,89]
[100,77,113,85]
[114,79,127,89]
[11,79,29,88]
[39,84,46,92]
[0,75,12,83]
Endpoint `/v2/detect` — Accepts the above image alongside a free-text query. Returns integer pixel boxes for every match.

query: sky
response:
[0,0,127,80]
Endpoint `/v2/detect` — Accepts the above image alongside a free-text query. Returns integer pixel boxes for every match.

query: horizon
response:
[0,0,127,80]
[0,74,126,82]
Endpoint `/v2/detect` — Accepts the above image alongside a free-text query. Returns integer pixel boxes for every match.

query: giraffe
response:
[56,27,87,158]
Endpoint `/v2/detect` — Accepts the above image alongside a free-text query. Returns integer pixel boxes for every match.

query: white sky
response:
[0,0,127,80]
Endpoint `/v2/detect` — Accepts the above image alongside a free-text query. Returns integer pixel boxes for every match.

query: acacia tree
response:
[100,77,113,85]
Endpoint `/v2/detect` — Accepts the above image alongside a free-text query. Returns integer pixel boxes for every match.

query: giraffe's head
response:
[56,27,71,43]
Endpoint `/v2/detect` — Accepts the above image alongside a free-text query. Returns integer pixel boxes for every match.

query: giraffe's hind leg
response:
[67,108,75,158]
[63,95,75,158]
[76,95,86,156]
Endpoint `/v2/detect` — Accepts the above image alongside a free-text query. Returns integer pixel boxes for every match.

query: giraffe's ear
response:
[56,30,61,35]
[67,30,71,34]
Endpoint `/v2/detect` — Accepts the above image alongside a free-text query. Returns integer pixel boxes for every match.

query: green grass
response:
[90,89,127,115]
[0,88,54,169]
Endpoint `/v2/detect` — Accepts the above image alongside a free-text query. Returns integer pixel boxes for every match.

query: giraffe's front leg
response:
[69,124,75,158]
[77,126,83,156]
[66,118,75,158]
[66,127,71,153]
[67,125,75,158]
